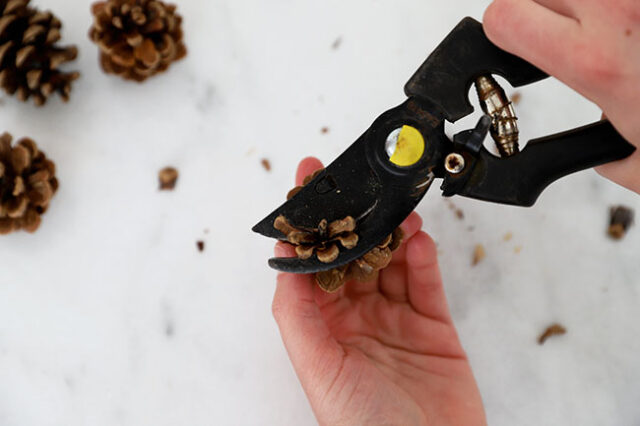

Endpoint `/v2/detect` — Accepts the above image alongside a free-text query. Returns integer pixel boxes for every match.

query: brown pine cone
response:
[89,0,187,82]
[274,215,359,264]
[0,132,58,234]
[316,228,404,293]
[275,169,405,293]
[0,0,79,106]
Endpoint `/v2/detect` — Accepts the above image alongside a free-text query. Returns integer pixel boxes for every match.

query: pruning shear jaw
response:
[253,99,448,274]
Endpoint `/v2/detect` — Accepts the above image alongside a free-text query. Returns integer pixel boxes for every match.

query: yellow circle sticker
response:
[387,125,425,167]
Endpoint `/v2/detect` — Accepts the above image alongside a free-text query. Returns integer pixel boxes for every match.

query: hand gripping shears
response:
[252,17,636,274]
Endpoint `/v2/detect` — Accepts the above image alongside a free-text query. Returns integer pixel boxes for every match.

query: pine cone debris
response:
[275,169,405,293]
[89,0,187,82]
[158,166,178,190]
[0,0,79,105]
[608,205,634,240]
[0,132,58,234]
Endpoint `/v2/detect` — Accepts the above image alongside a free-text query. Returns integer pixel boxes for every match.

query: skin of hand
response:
[483,0,640,194]
[272,157,487,426]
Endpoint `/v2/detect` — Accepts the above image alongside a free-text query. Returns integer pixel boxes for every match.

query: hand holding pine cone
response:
[0,133,58,234]
[89,0,187,82]
[0,0,79,105]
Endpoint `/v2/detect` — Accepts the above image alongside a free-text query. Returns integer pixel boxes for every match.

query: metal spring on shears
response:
[475,75,520,157]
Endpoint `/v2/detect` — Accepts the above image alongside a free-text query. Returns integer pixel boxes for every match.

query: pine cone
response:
[316,228,404,293]
[0,132,58,234]
[0,0,79,105]
[276,169,405,293]
[275,215,359,264]
[89,0,187,82]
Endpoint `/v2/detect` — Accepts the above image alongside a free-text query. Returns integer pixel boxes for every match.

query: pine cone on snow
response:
[0,0,79,105]
[0,132,58,234]
[275,169,405,293]
[89,0,187,82]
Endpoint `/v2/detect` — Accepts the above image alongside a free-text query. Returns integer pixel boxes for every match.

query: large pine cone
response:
[89,0,187,82]
[0,0,79,105]
[0,133,58,234]
[276,169,405,293]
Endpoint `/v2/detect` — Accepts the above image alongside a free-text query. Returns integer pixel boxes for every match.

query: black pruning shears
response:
[253,17,636,274]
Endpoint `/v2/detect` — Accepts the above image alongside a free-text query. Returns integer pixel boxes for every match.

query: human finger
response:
[272,271,345,395]
[378,263,408,303]
[405,231,453,323]
[390,212,423,265]
[484,0,581,79]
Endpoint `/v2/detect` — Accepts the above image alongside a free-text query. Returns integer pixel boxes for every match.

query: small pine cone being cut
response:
[275,168,405,293]
[315,228,404,293]
[89,0,187,82]
[0,0,79,105]
[0,132,58,234]
[274,215,359,264]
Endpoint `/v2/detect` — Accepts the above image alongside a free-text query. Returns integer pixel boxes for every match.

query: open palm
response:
[272,158,487,426]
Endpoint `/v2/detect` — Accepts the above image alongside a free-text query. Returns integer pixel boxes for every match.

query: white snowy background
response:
[0,0,638,425]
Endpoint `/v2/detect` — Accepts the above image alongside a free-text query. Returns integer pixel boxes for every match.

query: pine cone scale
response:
[22,23,44,43]
[49,47,78,69]
[134,38,160,67]
[12,175,24,195]
[30,11,51,25]
[5,1,25,15]
[316,244,340,263]
[157,33,175,57]
[11,144,29,173]
[125,31,142,47]
[111,44,134,67]
[316,265,349,293]
[0,15,17,36]
[0,218,14,234]
[7,195,27,217]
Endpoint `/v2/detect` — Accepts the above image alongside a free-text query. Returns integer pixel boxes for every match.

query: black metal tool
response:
[253,17,636,274]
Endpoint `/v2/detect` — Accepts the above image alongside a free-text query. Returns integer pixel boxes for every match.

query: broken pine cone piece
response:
[0,0,79,105]
[538,323,567,345]
[158,166,178,190]
[0,132,58,234]
[275,168,405,293]
[608,205,634,240]
[89,0,187,82]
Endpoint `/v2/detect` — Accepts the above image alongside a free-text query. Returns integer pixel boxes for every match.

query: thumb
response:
[272,245,345,396]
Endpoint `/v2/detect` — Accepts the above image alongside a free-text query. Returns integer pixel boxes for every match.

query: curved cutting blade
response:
[253,99,447,274]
